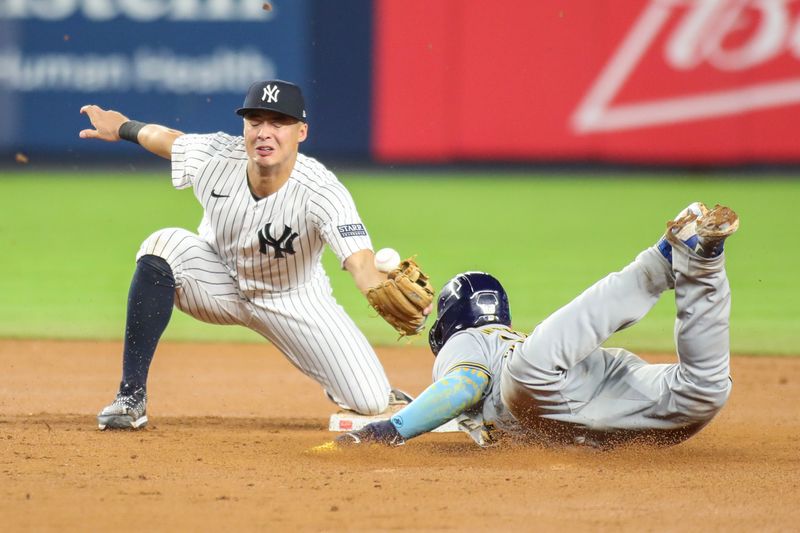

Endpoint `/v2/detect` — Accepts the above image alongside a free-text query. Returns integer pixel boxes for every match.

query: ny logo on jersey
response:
[258,223,299,258]
[262,84,280,103]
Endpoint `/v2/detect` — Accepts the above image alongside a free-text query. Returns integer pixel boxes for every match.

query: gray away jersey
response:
[170,132,371,294]
[432,325,527,435]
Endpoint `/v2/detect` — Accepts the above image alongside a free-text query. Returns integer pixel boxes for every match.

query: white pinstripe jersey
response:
[171,132,372,294]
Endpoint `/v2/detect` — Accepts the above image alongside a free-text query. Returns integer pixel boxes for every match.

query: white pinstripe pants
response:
[138,228,391,415]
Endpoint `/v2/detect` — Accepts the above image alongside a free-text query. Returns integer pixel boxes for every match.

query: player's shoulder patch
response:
[337,223,367,237]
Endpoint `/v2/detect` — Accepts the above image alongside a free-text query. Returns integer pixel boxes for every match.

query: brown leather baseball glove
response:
[367,258,434,336]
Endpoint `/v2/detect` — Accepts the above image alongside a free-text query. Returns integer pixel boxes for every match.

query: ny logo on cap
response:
[262,84,280,103]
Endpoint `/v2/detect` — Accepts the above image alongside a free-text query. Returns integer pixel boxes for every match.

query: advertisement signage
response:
[373,0,800,164]
[0,1,310,156]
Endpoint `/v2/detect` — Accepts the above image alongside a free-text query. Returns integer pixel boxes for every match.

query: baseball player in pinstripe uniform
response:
[80,80,423,430]
[336,202,739,449]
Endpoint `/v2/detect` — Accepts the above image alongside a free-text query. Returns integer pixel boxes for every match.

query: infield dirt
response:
[1,340,798,532]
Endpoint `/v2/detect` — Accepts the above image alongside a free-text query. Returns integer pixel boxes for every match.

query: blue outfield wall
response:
[308,0,373,162]
[0,0,373,164]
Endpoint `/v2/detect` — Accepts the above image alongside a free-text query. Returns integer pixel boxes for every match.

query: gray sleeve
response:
[432,331,493,382]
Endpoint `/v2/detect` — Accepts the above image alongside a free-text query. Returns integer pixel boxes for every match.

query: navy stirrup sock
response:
[120,255,175,394]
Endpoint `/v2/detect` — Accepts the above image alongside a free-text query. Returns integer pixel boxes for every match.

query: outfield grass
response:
[0,171,797,355]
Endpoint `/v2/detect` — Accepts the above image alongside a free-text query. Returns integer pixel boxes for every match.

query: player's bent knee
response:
[350,394,389,416]
[683,380,732,421]
[137,255,175,287]
[137,228,196,265]
[701,386,731,415]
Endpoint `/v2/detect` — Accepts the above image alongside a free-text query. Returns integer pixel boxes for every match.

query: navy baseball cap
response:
[236,80,307,122]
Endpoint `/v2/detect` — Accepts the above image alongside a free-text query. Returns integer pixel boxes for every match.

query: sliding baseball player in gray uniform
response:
[80,80,419,429]
[336,202,739,449]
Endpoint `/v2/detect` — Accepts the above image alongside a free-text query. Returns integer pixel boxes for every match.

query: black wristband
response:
[118,120,146,144]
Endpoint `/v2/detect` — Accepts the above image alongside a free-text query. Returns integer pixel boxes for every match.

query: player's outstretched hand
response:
[79,105,130,142]
[335,420,405,447]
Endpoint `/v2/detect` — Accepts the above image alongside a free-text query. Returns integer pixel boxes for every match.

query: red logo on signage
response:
[573,0,800,134]
[339,420,353,430]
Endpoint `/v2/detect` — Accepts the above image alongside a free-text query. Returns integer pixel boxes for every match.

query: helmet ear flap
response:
[428,319,444,356]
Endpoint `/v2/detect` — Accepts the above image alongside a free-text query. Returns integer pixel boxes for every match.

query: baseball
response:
[374,248,401,273]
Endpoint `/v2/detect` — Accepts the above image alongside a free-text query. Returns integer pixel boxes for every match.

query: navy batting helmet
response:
[428,272,511,356]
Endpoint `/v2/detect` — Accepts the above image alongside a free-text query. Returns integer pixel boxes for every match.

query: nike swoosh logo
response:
[211,189,230,198]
